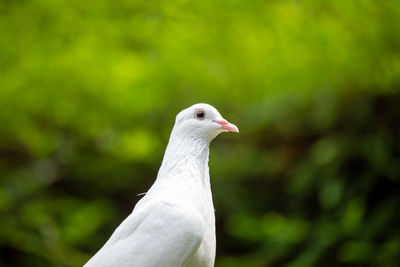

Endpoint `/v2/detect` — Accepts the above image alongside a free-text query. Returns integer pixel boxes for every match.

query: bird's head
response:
[172,103,239,142]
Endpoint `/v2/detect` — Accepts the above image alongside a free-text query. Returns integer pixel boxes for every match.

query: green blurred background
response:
[1,0,400,266]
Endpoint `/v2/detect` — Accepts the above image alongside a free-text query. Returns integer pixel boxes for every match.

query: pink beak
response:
[213,120,239,133]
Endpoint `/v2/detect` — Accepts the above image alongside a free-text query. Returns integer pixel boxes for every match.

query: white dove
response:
[84,103,239,267]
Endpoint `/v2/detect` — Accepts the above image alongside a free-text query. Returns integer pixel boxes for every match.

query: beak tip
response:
[213,119,239,133]
[231,125,239,133]
[224,123,239,133]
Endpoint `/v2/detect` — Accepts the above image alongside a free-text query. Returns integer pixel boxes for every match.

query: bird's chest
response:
[151,164,217,267]
[187,188,216,267]
[185,209,216,267]
[171,181,216,267]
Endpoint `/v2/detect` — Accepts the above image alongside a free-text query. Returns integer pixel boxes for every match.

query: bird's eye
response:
[195,110,206,120]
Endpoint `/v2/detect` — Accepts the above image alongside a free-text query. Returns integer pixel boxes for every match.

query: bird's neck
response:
[156,132,211,184]
[144,131,214,214]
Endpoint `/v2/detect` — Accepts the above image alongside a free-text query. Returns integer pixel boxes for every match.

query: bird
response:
[84,103,239,267]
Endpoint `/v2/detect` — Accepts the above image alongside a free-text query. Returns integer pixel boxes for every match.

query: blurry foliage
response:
[0,0,400,266]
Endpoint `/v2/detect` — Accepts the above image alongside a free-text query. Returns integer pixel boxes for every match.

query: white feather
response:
[84,103,238,267]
